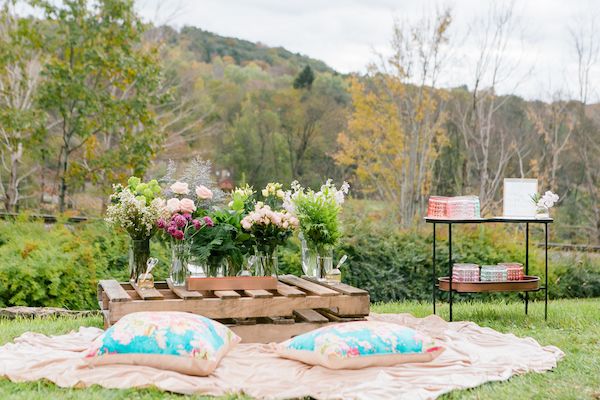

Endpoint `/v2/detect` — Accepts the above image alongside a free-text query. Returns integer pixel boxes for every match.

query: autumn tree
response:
[336,9,452,226]
[0,1,46,211]
[34,0,164,211]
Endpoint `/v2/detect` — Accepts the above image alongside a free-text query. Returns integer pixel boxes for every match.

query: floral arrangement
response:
[240,202,299,255]
[533,191,559,210]
[105,178,168,240]
[284,179,350,253]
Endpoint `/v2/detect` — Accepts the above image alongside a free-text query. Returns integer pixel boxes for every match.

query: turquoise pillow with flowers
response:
[276,321,444,369]
[85,312,240,376]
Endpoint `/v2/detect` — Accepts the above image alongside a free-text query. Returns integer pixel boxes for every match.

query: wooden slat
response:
[294,308,329,323]
[278,275,339,297]
[276,282,306,297]
[243,289,273,298]
[187,276,277,291]
[262,316,295,325]
[108,294,370,324]
[231,322,337,343]
[99,280,132,302]
[130,281,164,300]
[318,308,367,322]
[303,277,369,296]
[214,290,241,300]
[167,278,203,299]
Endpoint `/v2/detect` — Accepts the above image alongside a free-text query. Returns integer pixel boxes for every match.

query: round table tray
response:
[437,276,540,293]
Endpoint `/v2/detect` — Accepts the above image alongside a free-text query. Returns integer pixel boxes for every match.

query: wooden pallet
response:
[98,275,370,343]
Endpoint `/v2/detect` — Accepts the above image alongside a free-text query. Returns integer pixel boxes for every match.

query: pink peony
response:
[156,218,166,229]
[170,181,190,195]
[179,198,197,213]
[173,214,187,228]
[203,216,214,227]
[192,219,201,230]
[183,212,192,220]
[173,230,184,240]
[195,185,213,200]
[167,223,178,235]
[166,198,181,213]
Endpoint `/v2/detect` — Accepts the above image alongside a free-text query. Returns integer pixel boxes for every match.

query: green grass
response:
[1,298,599,399]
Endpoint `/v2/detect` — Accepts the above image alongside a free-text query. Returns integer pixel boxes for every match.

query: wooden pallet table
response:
[98,275,370,343]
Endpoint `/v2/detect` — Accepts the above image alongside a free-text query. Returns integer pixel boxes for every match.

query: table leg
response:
[448,223,453,322]
[545,223,549,320]
[432,223,436,315]
[525,222,529,315]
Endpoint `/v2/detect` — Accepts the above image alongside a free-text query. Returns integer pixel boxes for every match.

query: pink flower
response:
[157,218,166,229]
[170,181,190,195]
[173,230,184,240]
[173,214,187,228]
[195,185,213,200]
[179,198,197,213]
[183,213,192,220]
[166,198,181,213]
[192,219,201,230]
[167,223,178,235]
[203,216,214,227]
[347,347,360,357]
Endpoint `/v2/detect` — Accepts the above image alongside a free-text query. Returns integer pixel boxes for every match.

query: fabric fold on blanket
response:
[0,313,564,400]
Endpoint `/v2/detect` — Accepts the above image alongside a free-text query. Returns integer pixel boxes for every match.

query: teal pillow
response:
[85,311,240,376]
[276,321,443,369]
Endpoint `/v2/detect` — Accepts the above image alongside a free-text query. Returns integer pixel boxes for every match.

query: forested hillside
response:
[2,1,600,244]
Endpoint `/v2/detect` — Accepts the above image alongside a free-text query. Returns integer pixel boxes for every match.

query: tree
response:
[35,0,164,212]
[0,1,45,211]
[293,65,314,90]
[336,9,452,226]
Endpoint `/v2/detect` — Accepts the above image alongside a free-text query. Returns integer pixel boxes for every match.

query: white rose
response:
[276,189,285,199]
[195,185,213,200]
[262,189,269,197]
[170,181,190,195]
[179,198,197,213]
[166,198,181,213]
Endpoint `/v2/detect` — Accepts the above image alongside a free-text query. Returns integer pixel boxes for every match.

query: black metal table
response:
[426,217,553,321]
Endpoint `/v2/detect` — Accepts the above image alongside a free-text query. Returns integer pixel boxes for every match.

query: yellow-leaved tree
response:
[336,9,451,227]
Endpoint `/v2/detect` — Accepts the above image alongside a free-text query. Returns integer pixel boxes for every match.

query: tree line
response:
[0,1,599,243]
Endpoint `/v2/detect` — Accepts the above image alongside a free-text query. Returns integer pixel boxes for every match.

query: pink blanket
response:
[0,313,563,399]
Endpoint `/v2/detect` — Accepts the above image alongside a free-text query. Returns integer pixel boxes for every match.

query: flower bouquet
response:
[241,199,299,276]
[284,179,349,279]
[532,191,559,218]
[105,177,168,282]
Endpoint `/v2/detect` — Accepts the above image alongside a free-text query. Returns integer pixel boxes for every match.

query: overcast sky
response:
[137,0,599,101]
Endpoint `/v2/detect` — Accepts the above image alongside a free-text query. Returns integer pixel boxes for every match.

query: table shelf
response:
[437,276,540,293]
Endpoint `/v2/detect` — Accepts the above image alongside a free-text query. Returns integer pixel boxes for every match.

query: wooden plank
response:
[303,276,369,296]
[231,322,338,343]
[99,280,132,302]
[243,289,273,298]
[293,308,329,323]
[187,276,277,291]
[214,290,241,300]
[108,294,370,324]
[101,310,111,330]
[318,308,367,322]
[278,275,339,297]
[130,281,164,300]
[276,282,306,297]
[167,278,203,299]
[262,316,295,325]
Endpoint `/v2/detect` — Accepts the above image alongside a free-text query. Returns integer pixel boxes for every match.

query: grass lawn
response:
[0,298,598,399]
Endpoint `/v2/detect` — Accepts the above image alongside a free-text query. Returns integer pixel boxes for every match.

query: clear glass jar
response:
[255,253,278,277]
[300,233,318,278]
[170,241,191,285]
[129,238,150,283]
[316,253,333,281]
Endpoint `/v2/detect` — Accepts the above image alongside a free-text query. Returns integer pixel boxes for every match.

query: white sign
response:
[503,178,538,217]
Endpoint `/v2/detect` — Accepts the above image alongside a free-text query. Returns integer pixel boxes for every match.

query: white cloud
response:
[136,0,600,101]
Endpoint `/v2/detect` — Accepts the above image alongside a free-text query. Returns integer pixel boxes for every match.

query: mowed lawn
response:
[0,298,598,400]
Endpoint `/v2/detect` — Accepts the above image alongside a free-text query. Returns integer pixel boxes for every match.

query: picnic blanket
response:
[0,313,564,399]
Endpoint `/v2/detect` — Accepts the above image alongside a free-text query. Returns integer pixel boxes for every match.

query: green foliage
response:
[293,65,315,90]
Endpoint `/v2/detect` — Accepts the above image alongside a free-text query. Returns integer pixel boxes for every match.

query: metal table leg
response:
[525,222,529,315]
[432,223,436,315]
[448,223,453,322]
[545,223,549,320]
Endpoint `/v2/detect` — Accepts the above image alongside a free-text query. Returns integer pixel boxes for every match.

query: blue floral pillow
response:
[276,321,443,369]
[85,311,240,376]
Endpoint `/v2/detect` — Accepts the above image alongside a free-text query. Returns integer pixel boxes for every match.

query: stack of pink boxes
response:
[427,196,481,219]
[452,263,480,282]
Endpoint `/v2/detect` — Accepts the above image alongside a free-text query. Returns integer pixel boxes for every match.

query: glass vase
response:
[536,205,550,219]
[255,252,278,277]
[129,238,150,282]
[316,249,333,281]
[204,257,225,277]
[300,233,318,278]
[170,241,191,286]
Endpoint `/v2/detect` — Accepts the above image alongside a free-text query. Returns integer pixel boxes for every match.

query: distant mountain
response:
[158,25,336,74]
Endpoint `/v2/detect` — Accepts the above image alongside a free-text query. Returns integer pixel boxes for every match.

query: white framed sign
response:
[503,178,538,217]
